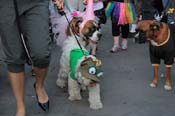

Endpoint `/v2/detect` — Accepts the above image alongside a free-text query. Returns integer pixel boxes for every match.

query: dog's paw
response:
[150,83,157,88]
[68,95,82,101]
[164,85,172,91]
[56,79,66,88]
[90,102,103,110]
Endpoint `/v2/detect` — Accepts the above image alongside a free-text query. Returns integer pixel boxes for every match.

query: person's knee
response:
[7,64,25,73]
[33,53,50,68]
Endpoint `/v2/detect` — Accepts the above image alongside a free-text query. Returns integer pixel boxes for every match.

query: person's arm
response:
[54,0,64,11]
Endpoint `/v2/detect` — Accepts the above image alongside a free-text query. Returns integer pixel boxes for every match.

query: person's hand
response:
[54,0,64,11]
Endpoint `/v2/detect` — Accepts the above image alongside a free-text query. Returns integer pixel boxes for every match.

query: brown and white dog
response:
[66,17,102,46]
[56,17,103,110]
[136,20,175,90]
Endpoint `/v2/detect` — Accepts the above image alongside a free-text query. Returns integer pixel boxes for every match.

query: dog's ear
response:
[66,17,83,36]
[66,19,73,36]
[75,17,83,27]
[81,20,98,39]
[66,24,71,36]
[74,17,83,34]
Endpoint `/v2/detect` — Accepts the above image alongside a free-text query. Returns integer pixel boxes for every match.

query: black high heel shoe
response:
[33,83,49,112]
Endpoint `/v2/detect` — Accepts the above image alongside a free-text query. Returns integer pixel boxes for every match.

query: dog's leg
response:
[68,77,82,101]
[164,66,171,90]
[88,84,103,110]
[80,85,87,91]
[56,63,69,88]
[150,66,159,88]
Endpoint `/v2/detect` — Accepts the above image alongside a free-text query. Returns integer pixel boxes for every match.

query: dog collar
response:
[83,38,90,46]
[153,28,170,47]
[89,39,98,44]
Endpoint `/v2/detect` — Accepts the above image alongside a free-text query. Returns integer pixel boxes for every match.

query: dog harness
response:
[69,49,89,80]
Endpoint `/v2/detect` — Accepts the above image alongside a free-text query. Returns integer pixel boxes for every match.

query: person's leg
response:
[67,0,79,10]
[110,23,120,53]
[20,1,51,111]
[168,14,175,24]
[8,72,26,116]
[78,0,85,11]
[33,67,49,103]
[129,23,137,38]
[111,36,120,49]
[0,4,27,116]
[161,0,174,24]
[167,0,175,24]
[121,24,129,50]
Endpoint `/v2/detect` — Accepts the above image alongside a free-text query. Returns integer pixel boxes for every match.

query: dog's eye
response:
[75,20,82,27]
[90,27,96,33]
[88,67,96,75]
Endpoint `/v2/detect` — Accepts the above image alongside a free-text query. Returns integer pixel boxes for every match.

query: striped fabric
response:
[105,1,136,24]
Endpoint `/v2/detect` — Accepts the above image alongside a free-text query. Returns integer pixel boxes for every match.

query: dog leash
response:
[61,11,86,55]
[53,1,86,56]
[13,0,33,66]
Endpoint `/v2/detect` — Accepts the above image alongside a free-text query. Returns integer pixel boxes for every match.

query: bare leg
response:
[33,67,48,103]
[110,36,120,53]
[113,36,119,46]
[121,38,128,50]
[164,66,171,90]
[8,72,25,116]
[150,66,159,88]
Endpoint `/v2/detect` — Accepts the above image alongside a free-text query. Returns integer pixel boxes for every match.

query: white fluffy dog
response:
[56,17,103,110]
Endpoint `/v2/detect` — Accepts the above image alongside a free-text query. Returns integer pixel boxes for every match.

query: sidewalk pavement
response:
[1,21,175,116]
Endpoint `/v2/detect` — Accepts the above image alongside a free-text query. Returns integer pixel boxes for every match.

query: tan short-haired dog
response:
[137,20,175,90]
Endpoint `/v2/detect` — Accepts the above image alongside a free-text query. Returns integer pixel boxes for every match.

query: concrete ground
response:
[1,21,175,116]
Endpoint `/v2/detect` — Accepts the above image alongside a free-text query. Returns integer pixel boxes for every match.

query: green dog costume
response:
[69,48,103,82]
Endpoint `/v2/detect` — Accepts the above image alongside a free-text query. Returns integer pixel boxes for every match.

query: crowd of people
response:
[0,0,175,116]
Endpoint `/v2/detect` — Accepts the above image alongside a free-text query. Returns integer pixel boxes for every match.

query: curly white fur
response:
[56,35,103,110]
